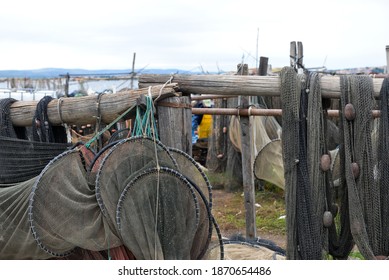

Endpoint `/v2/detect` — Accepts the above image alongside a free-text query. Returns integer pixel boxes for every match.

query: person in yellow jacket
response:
[191,99,213,144]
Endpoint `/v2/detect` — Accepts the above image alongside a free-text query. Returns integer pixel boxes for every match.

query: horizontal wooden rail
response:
[139,74,384,99]
[9,84,180,127]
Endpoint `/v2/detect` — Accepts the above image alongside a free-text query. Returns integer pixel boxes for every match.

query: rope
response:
[57,98,72,143]
[132,87,159,139]
[85,104,136,149]
[95,93,104,151]
[147,87,162,260]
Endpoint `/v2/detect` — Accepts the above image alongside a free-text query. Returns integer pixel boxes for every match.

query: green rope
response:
[132,95,159,139]
[85,104,136,149]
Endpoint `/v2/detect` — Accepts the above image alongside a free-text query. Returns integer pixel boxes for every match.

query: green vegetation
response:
[211,176,286,236]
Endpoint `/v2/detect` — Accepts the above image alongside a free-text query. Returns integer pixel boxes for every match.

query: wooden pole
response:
[9,84,180,127]
[131,52,136,90]
[238,64,257,239]
[386,45,389,74]
[157,96,192,155]
[64,73,70,97]
[139,74,384,99]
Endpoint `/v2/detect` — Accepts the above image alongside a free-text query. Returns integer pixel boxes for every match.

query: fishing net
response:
[280,67,323,259]
[378,77,389,256]
[0,148,120,259]
[229,113,285,189]
[168,147,212,206]
[95,136,178,228]
[0,98,28,139]
[281,67,389,260]
[253,139,284,189]
[0,97,70,185]
[204,235,285,260]
[108,128,131,143]
[116,167,201,259]
[167,147,213,259]
[1,91,218,260]
[1,141,215,259]
[0,136,70,185]
[0,178,50,259]
[28,149,122,258]
[339,75,389,259]
[32,96,67,143]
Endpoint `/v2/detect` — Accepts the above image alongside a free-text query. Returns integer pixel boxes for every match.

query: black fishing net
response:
[31,96,67,143]
[281,67,322,259]
[281,67,389,260]
[0,97,70,185]
[378,77,389,256]
[0,98,28,139]
[0,136,70,185]
[339,75,381,259]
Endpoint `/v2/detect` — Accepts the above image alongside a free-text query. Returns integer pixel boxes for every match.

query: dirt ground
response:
[211,189,287,250]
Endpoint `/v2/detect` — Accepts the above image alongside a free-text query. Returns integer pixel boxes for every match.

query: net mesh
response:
[167,147,213,259]
[281,68,389,260]
[280,68,329,259]
[229,112,285,189]
[0,98,28,139]
[95,136,178,229]
[29,149,122,258]
[339,75,387,259]
[378,77,389,256]
[0,97,70,185]
[1,141,215,259]
[1,92,218,260]
[116,167,200,260]
[31,96,67,143]
[0,136,70,185]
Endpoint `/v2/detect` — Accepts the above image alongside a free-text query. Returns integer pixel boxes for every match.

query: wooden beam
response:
[138,74,384,99]
[9,84,180,127]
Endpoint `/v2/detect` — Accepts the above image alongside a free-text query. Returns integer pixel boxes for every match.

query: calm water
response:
[0,78,139,101]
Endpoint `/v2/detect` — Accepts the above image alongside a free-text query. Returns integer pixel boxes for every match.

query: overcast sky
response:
[0,0,388,72]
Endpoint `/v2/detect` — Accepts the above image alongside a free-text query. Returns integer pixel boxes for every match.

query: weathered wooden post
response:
[156,96,192,155]
[64,73,70,97]
[386,45,389,74]
[238,63,257,239]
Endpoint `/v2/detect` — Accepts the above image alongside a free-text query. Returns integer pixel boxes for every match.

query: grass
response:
[207,171,371,260]
[210,174,286,237]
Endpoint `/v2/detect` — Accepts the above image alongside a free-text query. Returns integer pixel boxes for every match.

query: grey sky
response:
[0,0,388,72]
